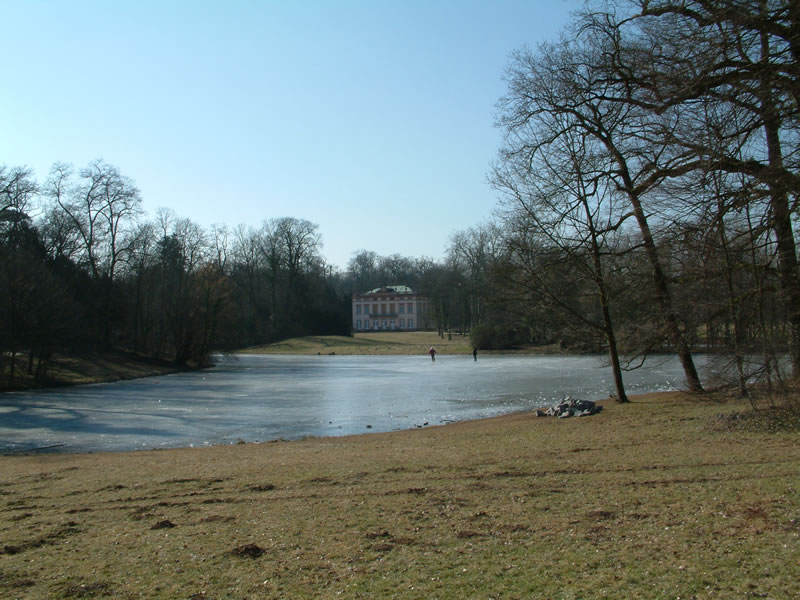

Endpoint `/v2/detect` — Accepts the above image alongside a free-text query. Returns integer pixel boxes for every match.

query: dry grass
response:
[241,331,475,356]
[240,332,559,356]
[1,392,798,599]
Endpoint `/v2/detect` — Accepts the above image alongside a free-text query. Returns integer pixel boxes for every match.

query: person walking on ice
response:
[429,347,437,362]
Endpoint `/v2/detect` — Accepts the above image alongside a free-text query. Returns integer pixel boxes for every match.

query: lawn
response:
[239,331,559,356]
[240,331,475,355]
[1,391,798,599]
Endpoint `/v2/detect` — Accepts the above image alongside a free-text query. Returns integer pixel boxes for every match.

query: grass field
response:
[1,391,798,599]
[240,331,559,356]
[240,331,474,355]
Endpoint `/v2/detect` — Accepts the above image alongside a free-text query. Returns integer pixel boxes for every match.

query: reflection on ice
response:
[0,353,704,454]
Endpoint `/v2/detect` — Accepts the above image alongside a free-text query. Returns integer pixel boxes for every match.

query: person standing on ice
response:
[429,347,437,362]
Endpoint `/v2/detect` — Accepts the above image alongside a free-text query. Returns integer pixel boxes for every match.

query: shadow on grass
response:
[1,351,187,393]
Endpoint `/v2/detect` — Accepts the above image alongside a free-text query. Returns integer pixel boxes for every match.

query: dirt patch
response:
[150,519,176,530]
[231,543,265,558]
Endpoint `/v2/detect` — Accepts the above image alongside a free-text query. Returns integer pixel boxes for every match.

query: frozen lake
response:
[0,353,699,453]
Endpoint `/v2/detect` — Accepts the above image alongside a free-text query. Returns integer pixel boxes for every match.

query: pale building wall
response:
[351,287,429,331]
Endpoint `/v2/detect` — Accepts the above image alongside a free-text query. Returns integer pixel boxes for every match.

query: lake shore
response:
[4,353,636,454]
[0,349,191,393]
[1,390,798,599]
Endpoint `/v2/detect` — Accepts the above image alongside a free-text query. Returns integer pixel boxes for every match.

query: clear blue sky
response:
[2,0,576,270]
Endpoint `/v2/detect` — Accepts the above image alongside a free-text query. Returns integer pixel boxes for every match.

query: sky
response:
[2,0,577,270]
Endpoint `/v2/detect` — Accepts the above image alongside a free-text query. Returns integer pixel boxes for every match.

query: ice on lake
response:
[0,353,698,453]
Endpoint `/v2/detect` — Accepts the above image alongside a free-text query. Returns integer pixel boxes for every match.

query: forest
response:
[1,1,798,404]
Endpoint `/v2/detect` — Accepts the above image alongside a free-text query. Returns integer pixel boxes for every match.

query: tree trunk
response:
[759,21,800,379]
[585,194,630,403]
[602,298,629,403]
[604,138,704,392]
[716,196,750,398]
[628,191,704,392]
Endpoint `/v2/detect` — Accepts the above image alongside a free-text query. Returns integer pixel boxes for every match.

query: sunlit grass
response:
[242,331,475,355]
[241,331,562,356]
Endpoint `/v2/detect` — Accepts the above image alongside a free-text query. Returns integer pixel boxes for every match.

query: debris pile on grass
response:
[535,396,602,418]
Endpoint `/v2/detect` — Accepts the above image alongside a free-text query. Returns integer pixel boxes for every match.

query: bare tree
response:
[39,205,83,262]
[45,160,142,283]
[273,217,322,278]
[0,165,38,224]
[123,221,159,353]
[257,217,323,336]
[585,0,800,377]
[493,112,635,402]
[1,165,81,384]
[448,222,505,332]
[377,254,416,287]
[44,160,142,344]
[210,224,230,271]
[497,34,705,392]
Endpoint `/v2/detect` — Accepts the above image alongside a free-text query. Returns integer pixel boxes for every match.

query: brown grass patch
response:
[242,331,475,355]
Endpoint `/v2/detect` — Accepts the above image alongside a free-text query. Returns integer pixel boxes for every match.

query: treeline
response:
[0,156,483,389]
[446,0,799,403]
[0,160,352,384]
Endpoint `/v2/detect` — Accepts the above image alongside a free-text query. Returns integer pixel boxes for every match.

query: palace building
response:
[352,285,431,331]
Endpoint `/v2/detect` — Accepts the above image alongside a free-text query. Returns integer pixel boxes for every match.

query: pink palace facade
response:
[352,286,431,331]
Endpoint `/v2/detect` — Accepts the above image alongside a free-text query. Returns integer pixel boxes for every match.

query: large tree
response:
[493,115,635,402]
[497,32,705,392]
[448,222,505,332]
[584,0,800,376]
[1,165,79,383]
[45,160,142,344]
